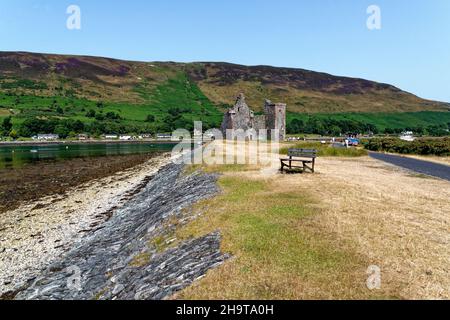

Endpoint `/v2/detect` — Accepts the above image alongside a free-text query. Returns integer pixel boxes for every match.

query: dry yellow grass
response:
[0,109,11,116]
[296,157,450,299]
[174,141,449,300]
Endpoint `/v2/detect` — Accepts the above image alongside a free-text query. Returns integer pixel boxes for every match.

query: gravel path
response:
[369,152,450,181]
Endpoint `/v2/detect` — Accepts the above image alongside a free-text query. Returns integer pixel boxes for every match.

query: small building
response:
[156,133,172,140]
[35,134,59,141]
[77,134,89,141]
[104,134,118,140]
[119,135,133,141]
[400,131,415,142]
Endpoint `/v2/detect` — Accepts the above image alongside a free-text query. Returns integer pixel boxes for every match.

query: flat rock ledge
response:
[13,162,228,300]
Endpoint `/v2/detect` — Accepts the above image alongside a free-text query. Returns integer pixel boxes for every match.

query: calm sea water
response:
[0,143,177,169]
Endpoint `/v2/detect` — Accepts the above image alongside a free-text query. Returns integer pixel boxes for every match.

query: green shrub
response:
[280,142,368,157]
[363,138,450,156]
[0,79,48,90]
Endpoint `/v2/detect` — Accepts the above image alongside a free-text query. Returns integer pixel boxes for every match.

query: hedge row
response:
[363,138,450,156]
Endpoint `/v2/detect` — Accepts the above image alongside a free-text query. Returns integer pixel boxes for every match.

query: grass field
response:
[175,173,384,299]
[172,141,450,299]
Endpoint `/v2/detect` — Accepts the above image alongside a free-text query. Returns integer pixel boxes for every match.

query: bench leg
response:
[303,162,309,173]
[302,162,314,173]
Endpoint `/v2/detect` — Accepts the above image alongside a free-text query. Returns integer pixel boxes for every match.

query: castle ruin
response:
[221,93,286,141]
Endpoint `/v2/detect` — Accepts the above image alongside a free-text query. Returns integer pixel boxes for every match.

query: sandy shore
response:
[0,153,170,296]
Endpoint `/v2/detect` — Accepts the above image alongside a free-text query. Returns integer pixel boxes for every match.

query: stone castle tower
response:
[221,93,286,141]
[264,99,287,141]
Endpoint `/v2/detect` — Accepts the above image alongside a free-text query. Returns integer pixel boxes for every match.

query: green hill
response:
[0,51,449,138]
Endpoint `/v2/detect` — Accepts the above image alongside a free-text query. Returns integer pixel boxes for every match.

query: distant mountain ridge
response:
[0,51,448,114]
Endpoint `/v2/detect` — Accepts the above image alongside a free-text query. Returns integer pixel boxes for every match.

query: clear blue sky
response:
[1,0,449,102]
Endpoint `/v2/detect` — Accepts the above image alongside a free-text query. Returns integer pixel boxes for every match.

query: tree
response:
[9,129,18,140]
[71,120,85,133]
[329,125,342,136]
[384,128,395,135]
[95,112,105,121]
[86,110,96,118]
[145,114,155,123]
[1,117,13,136]
[287,119,304,134]
[56,106,64,114]
[55,125,70,139]
[18,117,57,137]
[105,112,121,120]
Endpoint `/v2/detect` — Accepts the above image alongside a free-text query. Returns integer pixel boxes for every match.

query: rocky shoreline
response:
[0,154,170,296]
[2,158,228,300]
[0,153,170,214]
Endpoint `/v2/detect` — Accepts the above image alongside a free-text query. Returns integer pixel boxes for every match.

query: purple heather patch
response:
[117,65,130,76]
[55,58,129,77]
[22,58,49,70]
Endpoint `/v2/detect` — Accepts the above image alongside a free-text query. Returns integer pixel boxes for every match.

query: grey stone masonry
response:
[221,93,286,141]
[221,93,253,134]
[264,99,287,141]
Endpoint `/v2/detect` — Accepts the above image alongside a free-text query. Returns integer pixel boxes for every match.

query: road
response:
[369,152,450,182]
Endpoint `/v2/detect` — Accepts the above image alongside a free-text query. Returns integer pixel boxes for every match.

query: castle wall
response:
[264,100,286,141]
[221,94,286,141]
[221,94,253,137]
[252,115,266,131]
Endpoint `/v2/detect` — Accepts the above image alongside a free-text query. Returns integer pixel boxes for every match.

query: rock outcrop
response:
[14,163,228,300]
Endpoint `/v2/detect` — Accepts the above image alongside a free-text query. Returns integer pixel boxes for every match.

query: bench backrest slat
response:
[288,148,317,158]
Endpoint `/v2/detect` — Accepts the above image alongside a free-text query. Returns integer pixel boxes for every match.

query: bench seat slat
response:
[288,148,317,157]
[280,159,313,163]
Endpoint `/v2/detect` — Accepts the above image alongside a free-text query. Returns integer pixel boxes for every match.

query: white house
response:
[399,131,415,142]
[156,133,172,140]
[35,134,59,141]
[77,134,89,141]
[104,134,118,140]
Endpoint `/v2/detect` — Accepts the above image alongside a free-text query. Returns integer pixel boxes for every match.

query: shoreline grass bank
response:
[173,141,449,299]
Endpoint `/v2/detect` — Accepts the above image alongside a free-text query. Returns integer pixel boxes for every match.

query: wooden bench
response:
[280,148,317,173]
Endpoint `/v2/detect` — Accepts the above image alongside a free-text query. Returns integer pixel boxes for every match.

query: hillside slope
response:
[186,62,449,113]
[1,51,448,113]
[0,51,449,136]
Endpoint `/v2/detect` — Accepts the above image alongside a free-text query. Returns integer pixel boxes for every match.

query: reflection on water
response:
[0,143,177,169]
